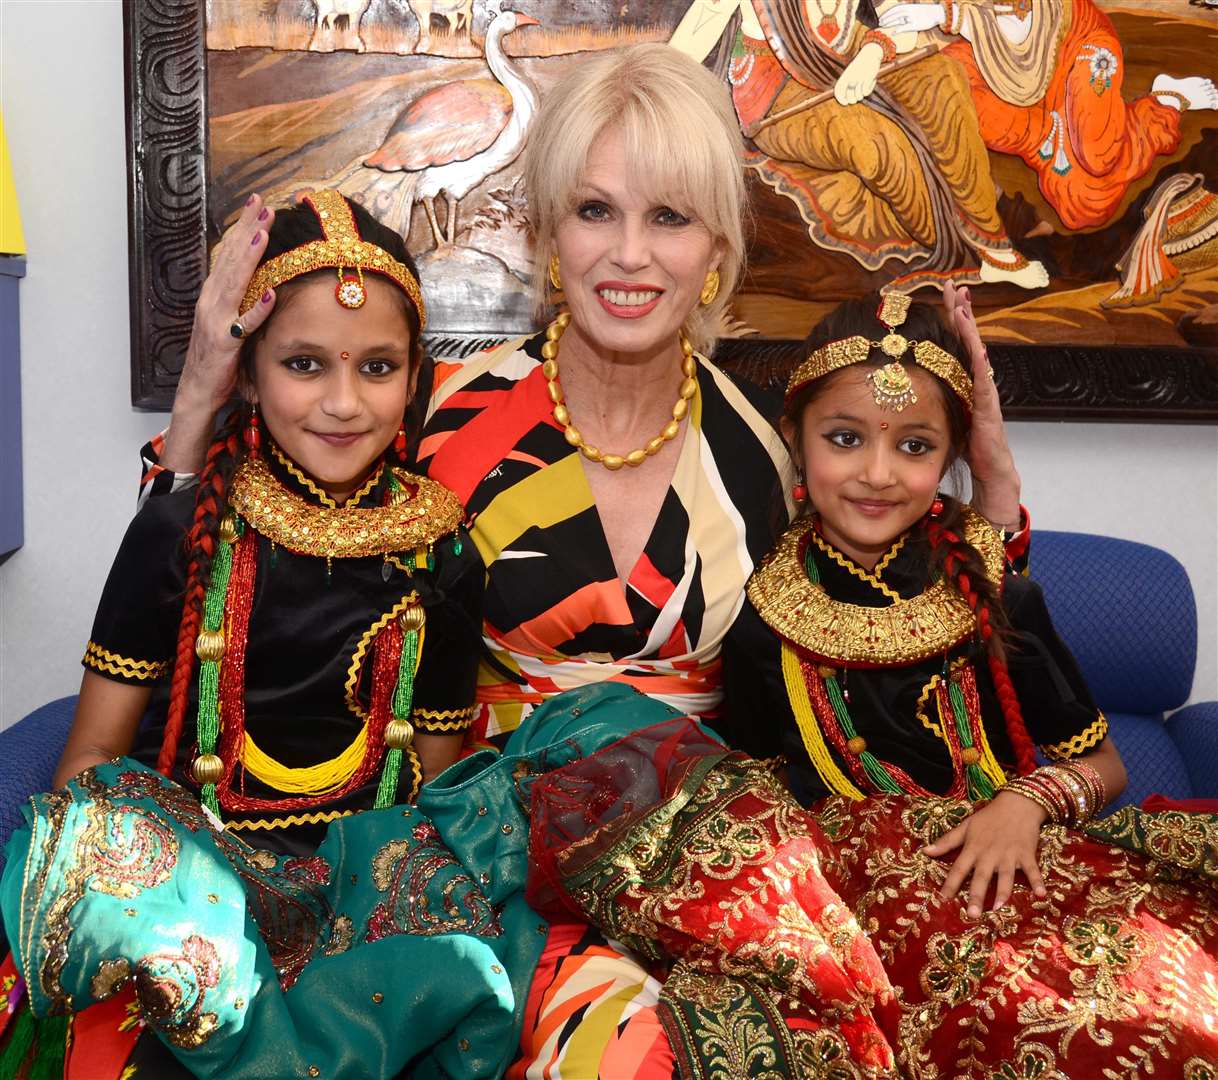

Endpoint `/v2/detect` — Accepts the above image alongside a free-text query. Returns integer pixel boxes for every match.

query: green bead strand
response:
[195,520,238,816]
[374,627,419,810]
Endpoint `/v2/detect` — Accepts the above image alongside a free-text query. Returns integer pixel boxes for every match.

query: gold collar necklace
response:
[541,313,698,471]
[746,508,1005,665]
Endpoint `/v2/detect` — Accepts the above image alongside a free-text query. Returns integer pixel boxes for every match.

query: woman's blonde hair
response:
[522,43,748,354]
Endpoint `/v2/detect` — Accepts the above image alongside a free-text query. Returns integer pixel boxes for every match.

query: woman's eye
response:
[899,437,934,456]
[284,356,321,373]
[361,359,397,376]
[576,201,610,221]
[655,206,690,227]
[826,430,861,448]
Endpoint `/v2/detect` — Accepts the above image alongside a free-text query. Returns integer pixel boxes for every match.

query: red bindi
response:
[340,351,350,361]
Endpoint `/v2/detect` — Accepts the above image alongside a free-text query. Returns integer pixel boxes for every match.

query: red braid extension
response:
[157,429,241,777]
[929,519,1038,777]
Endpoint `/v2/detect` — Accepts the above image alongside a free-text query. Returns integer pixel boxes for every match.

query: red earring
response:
[792,474,808,502]
[930,497,944,518]
[393,426,408,463]
[244,405,261,454]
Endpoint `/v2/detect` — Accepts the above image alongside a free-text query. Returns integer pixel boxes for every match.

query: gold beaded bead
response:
[602,454,625,471]
[817,665,837,679]
[625,449,647,467]
[846,736,867,755]
[385,718,415,749]
[195,630,225,663]
[581,445,603,462]
[679,378,697,400]
[547,383,564,406]
[564,425,583,447]
[219,515,239,545]
[960,747,981,766]
[672,399,689,422]
[662,420,681,441]
[399,606,426,633]
[545,321,564,341]
[192,754,225,785]
[553,404,570,426]
[541,340,558,360]
[541,360,559,381]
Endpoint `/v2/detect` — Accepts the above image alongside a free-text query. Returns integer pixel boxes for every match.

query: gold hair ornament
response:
[785,292,973,412]
[241,190,427,329]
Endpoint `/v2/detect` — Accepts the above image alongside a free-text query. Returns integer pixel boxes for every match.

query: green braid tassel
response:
[195,520,238,817]
[374,627,420,809]
[948,677,995,801]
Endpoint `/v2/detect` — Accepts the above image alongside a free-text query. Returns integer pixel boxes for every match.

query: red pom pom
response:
[792,483,809,502]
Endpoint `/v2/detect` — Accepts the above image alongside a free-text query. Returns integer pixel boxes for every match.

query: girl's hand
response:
[944,281,1021,530]
[161,194,278,474]
[923,790,1048,918]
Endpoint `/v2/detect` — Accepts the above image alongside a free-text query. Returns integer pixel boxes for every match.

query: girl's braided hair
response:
[782,295,1036,776]
[157,197,424,776]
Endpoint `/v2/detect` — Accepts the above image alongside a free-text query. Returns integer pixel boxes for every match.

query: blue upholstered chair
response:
[1032,531,1218,808]
[1,532,1214,873]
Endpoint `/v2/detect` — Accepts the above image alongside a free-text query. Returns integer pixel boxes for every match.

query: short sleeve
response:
[138,429,199,509]
[83,491,193,687]
[409,530,485,734]
[1001,574,1107,759]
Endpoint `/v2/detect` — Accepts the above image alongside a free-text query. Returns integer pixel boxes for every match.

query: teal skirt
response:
[2,684,684,1079]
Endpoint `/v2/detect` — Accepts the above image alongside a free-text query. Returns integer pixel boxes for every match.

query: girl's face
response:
[553,125,723,361]
[783,366,953,570]
[250,276,415,503]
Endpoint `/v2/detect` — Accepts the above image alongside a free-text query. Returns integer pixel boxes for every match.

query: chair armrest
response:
[0,696,76,873]
[1167,701,1218,799]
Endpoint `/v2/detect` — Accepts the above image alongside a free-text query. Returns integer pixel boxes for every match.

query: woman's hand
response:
[923,790,1048,918]
[944,281,1021,530]
[161,194,278,474]
[834,43,884,105]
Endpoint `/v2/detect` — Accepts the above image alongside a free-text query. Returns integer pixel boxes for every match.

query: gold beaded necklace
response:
[541,313,699,471]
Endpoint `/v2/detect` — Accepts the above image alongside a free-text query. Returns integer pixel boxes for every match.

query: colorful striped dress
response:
[419,330,794,1076]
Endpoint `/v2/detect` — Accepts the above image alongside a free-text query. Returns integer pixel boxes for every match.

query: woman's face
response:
[250,276,415,503]
[784,366,953,569]
[553,126,724,360]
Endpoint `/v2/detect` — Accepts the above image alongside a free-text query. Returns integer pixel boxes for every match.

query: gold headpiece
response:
[785,293,973,412]
[240,191,426,329]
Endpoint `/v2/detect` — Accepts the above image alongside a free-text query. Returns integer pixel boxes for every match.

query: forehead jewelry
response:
[784,291,973,412]
[340,351,351,361]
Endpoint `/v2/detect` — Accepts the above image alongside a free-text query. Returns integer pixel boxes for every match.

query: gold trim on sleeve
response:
[1041,713,1109,761]
[344,594,420,722]
[748,508,1004,666]
[227,456,461,559]
[82,642,169,682]
[412,705,477,733]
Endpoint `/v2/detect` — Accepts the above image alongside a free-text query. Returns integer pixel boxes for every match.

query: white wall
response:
[0,0,152,729]
[0,1,1215,730]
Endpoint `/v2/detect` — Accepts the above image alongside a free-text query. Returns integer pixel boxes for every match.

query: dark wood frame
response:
[124,0,1218,420]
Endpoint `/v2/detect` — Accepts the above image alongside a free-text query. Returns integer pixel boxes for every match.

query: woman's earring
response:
[548,255,562,292]
[243,404,261,455]
[930,495,945,518]
[699,269,720,307]
[792,472,808,503]
[393,425,408,463]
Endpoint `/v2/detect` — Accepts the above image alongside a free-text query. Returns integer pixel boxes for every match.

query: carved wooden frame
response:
[125,0,1218,419]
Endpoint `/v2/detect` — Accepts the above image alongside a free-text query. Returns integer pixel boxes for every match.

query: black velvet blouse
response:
[83,450,484,853]
[721,522,1106,806]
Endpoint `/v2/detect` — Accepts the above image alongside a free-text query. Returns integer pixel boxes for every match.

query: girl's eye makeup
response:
[284,356,322,373]
[360,359,398,376]
[825,430,862,448]
[899,437,936,456]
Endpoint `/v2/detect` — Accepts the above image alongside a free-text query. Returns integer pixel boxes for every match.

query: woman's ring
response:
[229,319,247,340]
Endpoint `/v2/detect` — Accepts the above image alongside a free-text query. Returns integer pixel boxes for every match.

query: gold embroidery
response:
[344,593,419,722]
[747,509,1004,665]
[271,444,337,508]
[1041,714,1108,761]
[225,808,354,831]
[83,642,169,682]
[413,705,477,732]
[228,456,461,559]
[809,530,902,603]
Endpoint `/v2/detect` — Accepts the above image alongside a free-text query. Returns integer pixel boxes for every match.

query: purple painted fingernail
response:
[246,194,256,207]
[262,290,273,303]
[251,231,261,246]
[258,208,269,221]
